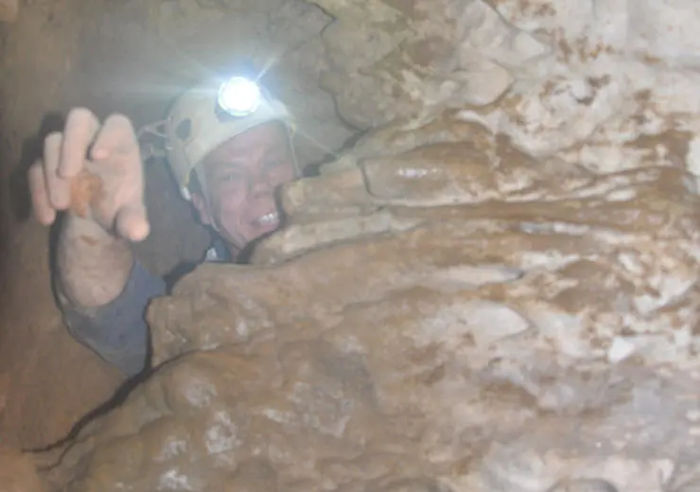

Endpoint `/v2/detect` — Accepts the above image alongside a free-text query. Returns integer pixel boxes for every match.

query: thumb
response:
[115,203,150,242]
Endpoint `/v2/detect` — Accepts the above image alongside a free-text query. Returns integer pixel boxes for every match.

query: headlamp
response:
[217,76,262,117]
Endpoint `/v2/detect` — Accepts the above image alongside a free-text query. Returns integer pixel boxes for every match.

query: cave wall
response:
[0,0,698,490]
[35,0,700,491]
[315,0,700,178]
[0,0,350,449]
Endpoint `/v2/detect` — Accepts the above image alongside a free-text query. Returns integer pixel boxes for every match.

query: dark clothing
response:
[62,260,165,375]
[61,240,230,376]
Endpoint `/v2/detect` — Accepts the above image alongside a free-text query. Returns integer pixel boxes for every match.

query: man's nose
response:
[248,167,274,197]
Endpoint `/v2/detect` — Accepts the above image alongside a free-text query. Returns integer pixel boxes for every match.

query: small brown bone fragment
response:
[69,171,103,218]
[0,0,18,22]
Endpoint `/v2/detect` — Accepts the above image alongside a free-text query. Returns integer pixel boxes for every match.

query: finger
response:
[60,107,100,178]
[43,132,71,209]
[90,114,139,163]
[115,203,150,242]
[28,161,57,225]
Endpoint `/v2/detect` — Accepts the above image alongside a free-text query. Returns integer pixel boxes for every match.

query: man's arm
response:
[28,108,161,374]
[58,256,165,376]
[28,109,150,309]
[57,215,134,307]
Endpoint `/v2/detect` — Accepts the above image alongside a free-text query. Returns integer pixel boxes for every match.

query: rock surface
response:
[0,0,352,450]
[0,447,45,492]
[0,0,18,23]
[314,0,700,179]
[43,0,699,490]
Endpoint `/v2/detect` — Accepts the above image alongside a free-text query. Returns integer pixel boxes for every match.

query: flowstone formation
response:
[43,1,699,491]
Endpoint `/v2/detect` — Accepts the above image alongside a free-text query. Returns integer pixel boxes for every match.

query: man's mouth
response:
[253,211,280,228]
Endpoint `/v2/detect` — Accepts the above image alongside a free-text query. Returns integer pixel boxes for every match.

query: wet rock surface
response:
[41,0,700,490]
[0,0,352,450]
[48,130,700,492]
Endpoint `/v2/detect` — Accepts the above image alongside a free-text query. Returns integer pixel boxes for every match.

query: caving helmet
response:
[164,75,297,200]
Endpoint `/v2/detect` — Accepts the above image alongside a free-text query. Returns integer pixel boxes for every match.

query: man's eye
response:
[221,171,243,182]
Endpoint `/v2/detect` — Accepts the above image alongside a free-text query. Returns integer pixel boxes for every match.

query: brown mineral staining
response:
[634,89,653,103]
[34,0,700,490]
[642,54,663,65]
[625,130,693,168]
[558,35,573,62]
[69,171,103,218]
[535,4,556,16]
[52,140,693,488]
[588,75,611,90]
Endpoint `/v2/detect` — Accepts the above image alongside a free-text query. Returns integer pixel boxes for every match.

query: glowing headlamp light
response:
[217,76,262,117]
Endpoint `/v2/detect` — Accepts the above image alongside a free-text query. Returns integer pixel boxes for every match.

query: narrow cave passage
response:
[0,1,699,491]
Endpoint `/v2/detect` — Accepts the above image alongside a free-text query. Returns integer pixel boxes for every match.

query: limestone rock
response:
[41,1,700,491]
[315,0,700,182]
[0,447,44,492]
[313,0,543,128]
[45,117,700,490]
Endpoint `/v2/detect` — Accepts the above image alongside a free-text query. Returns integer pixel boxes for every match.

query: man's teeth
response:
[256,212,279,226]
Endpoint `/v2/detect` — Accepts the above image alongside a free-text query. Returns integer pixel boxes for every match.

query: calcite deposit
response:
[314,0,700,179]
[40,0,699,491]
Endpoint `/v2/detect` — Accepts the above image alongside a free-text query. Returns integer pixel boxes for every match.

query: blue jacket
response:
[60,241,230,376]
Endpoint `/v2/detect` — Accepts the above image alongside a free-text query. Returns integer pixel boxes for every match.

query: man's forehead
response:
[207,121,288,163]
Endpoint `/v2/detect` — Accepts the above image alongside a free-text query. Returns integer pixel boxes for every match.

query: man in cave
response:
[27,76,299,376]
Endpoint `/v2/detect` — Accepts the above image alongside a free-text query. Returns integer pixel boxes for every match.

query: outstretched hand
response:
[28,108,149,242]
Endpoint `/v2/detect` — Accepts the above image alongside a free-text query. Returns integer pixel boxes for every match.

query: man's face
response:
[192,121,295,252]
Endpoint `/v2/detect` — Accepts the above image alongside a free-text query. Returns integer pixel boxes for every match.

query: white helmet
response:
[165,76,296,200]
